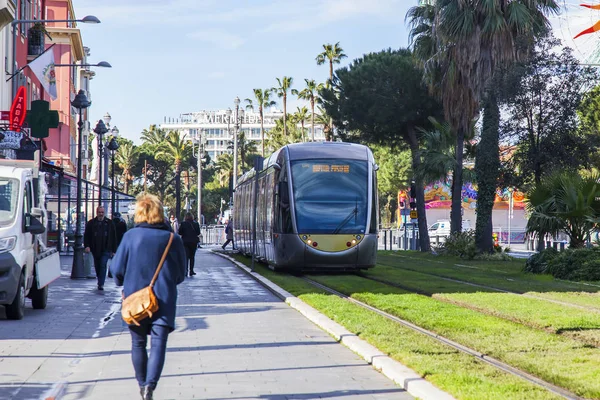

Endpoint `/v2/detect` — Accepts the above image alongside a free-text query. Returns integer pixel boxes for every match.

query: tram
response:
[233,142,378,271]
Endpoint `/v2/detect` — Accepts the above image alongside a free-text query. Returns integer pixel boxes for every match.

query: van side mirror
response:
[31,207,43,218]
[26,216,45,235]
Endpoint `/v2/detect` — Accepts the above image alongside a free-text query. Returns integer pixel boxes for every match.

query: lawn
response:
[224,253,565,400]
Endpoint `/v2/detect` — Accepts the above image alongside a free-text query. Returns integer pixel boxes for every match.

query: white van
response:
[428,219,472,240]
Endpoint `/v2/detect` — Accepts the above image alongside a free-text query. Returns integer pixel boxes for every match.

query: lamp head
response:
[103,112,111,126]
[93,120,108,135]
[111,126,119,136]
[71,90,91,109]
[95,61,112,68]
[234,96,240,107]
[107,137,119,151]
[226,108,232,117]
[80,15,101,24]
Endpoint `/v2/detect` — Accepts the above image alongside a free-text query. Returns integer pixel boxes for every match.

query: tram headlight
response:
[307,239,312,244]
[352,239,357,244]
[302,235,308,240]
[356,235,361,240]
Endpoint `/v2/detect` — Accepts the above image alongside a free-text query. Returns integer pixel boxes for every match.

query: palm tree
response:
[292,79,324,141]
[292,106,310,142]
[527,171,600,248]
[407,0,559,241]
[140,124,166,146]
[114,142,139,194]
[316,42,347,85]
[156,131,192,219]
[314,106,333,141]
[265,119,304,152]
[215,153,233,187]
[245,89,276,157]
[272,76,293,137]
[227,131,258,172]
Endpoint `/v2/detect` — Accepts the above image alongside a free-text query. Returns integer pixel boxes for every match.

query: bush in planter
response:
[440,231,477,259]
[524,247,558,274]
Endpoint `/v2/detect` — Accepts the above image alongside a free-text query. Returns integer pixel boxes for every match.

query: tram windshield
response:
[291,159,368,234]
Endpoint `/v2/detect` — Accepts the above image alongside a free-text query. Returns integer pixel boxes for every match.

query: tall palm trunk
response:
[311,99,315,141]
[329,61,333,82]
[475,92,500,252]
[301,120,305,142]
[283,94,287,136]
[260,105,265,157]
[450,129,465,234]
[408,128,430,251]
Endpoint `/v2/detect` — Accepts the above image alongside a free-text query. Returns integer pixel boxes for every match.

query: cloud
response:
[187,29,245,49]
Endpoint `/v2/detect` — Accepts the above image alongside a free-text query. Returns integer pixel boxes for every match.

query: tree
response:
[502,40,600,187]
[292,106,310,142]
[114,141,139,194]
[321,48,442,251]
[228,131,258,172]
[137,125,173,202]
[156,131,193,219]
[213,153,233,188]
[407,0,559,244]
[272,77,293,137]
[292,79,324,141]
[265,118,304,153]
[245,88,276,157]
[316,42,347,85]
[527,171,600,248]
[140,124,167,146]
[314,106,333,141]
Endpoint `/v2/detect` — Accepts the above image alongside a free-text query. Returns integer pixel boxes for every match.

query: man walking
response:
[84,207,116,291]
[222,218,234,250]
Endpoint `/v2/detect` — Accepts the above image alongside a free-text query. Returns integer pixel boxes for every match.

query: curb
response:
[213,251,455,400]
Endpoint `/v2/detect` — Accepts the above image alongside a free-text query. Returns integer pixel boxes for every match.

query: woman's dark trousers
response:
[184,243,196,275]
[129,322,170,390]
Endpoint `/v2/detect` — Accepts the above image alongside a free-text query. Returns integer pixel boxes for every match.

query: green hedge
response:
[525,247,600,281]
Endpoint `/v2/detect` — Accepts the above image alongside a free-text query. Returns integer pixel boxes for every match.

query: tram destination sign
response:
[309,164,350,173]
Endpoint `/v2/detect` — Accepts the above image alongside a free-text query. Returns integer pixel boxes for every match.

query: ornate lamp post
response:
[93,120,108,210]
[233,96,240,189]
[70,90,91,279]
[107,136,119,215]
[193,130,207,224]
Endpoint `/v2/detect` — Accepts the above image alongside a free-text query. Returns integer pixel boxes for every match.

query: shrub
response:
[475,252,515,261]
[440,231,477,259]
[524,248,558,274]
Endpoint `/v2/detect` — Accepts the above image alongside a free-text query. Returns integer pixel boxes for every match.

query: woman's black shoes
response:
[141,386,154,400]
[189,270,196,276]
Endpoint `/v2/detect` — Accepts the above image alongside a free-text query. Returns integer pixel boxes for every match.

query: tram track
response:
[300,275,584,400]
[375,262,600,313]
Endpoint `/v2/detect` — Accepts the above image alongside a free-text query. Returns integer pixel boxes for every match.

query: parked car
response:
[428,219,472,239]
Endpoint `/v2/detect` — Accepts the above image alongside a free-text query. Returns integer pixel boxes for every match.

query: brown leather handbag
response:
[121,233,174,326]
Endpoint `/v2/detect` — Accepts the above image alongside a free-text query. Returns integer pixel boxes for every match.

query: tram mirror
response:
[374,164,380,171]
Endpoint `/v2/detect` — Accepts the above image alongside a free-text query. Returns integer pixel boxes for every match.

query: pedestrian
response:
[193,216,202,249]
[84,206,117,291]
[178,213,200,276]
[222,218,234,250]
[169,214,179,233]
[110,194,186,400]
[113,212,128,248]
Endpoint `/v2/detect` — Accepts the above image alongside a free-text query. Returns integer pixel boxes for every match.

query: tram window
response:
[370,170,378,233]
[291,159,368,234]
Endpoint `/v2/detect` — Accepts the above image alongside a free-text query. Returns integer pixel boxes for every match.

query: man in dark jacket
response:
[112,212,128,248]
[178,213,200,276]
[84,206,117,290]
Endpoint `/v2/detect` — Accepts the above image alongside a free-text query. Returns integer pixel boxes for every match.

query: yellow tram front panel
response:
[298,234,364,252]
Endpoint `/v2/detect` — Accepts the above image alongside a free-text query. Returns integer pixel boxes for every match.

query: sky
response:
[75,0,415,144]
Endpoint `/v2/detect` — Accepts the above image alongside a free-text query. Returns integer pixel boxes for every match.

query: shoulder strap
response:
[149,233,174,288]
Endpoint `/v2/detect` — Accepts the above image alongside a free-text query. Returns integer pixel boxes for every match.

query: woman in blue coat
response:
[110,194,186,400]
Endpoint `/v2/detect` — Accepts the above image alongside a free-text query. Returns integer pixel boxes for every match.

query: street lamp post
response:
[107,137,119,215]
[93,120,108,210]
[233,96,240,189]
[193,130,207,225]
[70,90,91,279]
[508,187,514,249]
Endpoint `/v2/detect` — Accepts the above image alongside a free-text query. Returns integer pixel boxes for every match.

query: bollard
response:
[384,230,387,251]
[560,242,565,251]
[389,230,393,250]
[546,240,551,249]
[553,242,558,250]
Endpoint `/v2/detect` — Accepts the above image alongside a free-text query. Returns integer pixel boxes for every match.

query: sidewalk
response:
[0,249,412,400]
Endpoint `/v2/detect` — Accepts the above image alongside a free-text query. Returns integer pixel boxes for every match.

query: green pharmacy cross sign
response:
[27,100,59,139]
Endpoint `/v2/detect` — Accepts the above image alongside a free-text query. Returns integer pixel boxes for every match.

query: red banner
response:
[9,86,27,131]
[0,111,8,120]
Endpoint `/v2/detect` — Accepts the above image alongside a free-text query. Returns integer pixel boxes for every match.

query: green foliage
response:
[501,37,600,186]
[265,118,304,152]
[524,248,559,274]
[440,231,477,260]
[527,171,600,248]
[547,248,600,281]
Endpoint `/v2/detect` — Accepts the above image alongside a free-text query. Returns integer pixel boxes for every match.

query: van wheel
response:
[29,281,48,310]
[5,274,25,320]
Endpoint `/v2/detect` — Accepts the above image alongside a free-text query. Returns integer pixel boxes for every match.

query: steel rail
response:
[301,276,583,400]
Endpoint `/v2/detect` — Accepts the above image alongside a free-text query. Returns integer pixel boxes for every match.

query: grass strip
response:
[305,274,600,399]
[364,265,600,345]
[226,253,562,400]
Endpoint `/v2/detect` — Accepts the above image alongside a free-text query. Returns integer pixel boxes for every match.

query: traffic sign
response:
[410,210,418,219]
